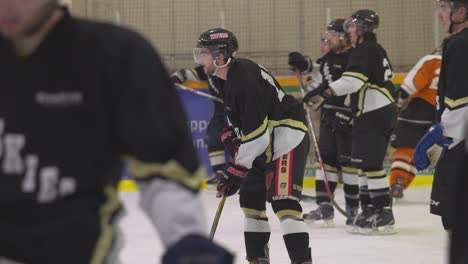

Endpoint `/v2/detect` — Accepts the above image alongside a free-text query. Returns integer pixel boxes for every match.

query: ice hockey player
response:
[389,49,441,199]
[194,27,312,263]
[304,10,398,235]
[0,1,233,263]
[170,65,229,184]
[415,0,468,234]
[290,19,359,227]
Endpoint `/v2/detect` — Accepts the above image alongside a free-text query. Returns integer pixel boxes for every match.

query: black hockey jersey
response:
[319,49,351,108]
[0,10,202,205]
[437,27,468,148]
[330,40,396,116]
[223,59,308,169]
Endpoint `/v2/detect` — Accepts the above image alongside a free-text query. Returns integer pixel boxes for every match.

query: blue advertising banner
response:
[178,88,214,178]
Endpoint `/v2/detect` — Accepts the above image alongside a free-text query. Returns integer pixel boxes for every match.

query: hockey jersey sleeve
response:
[112,32,207,246]
[329,45,371,96]
[401,55,441,96]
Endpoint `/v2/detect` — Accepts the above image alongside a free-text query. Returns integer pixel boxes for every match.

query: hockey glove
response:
[414,123,452,171]
[217,161,248,197]
[302,85,328,111]
[221,126,241,158]
[170,69,187,84]
[331,110,353,133]
[162,234,234,264]
[288,52,313,73]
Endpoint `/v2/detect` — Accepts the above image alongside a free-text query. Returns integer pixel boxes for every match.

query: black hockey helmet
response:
[344,9,379,33]
[196,28,238,60]
[327,19,346,33]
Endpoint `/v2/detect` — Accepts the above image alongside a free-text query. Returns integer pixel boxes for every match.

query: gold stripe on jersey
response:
[126,157,204,191]
[356,85,369,116]
[91,186,121,264]
[268,119,308,133]
[367,84,395,103]
[356,84,394,116]
[342,72,369,82]
[445,96,468,109]
[241,117,269,143]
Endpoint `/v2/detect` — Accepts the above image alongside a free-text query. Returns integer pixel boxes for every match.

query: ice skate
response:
[345,206,359,226]
[359,207,397,235]
[390,176,405,199]
[303,202,335,227]
[346,205,375,234]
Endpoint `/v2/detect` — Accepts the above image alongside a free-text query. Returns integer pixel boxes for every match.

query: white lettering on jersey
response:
[259,65,285,101]
[383,57,393,82]
[35,91,83,107]
[0,118,76,203]
[323,62,333,84]
[429,68,440,90]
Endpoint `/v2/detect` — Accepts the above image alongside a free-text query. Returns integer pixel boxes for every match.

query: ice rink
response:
[119,186,447,264]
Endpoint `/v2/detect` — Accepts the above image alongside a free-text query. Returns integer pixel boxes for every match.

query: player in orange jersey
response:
[389,50,442,198]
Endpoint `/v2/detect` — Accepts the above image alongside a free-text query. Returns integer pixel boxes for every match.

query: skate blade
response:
[358,225,397,236]
[345,225,360,234]
[304,218,335,228]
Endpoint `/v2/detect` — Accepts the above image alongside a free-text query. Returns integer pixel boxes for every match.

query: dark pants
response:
[449,144,468,264]
[352,104,397,208]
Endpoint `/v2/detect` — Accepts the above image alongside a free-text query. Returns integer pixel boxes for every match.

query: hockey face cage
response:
[435,0,468,33]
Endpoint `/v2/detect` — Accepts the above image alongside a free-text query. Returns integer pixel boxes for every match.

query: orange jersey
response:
[401,54,441,106]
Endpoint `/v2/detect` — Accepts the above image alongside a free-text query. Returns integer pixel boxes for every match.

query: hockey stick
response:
[295,69,349,218]
[209,195,227,240]
[175,83,224,104]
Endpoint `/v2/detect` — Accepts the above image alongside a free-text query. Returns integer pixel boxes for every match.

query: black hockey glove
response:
[288,52,313,73]
[220,126,241,158]
[217,161,248,197]
[162,234,234,264]
[331,110,353,133]
[302,84,328,111]
[170,69,187,84]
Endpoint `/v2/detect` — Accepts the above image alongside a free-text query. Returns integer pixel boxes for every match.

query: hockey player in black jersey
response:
[305,10,397,235]
[170,66,228,184]
[415,1,468,262]
[290,19,359,226]
[194,28,312,264]
[0,1,233,263]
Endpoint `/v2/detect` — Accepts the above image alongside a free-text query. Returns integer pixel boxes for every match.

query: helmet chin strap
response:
[24,2,57,37]
[212,58,232,76]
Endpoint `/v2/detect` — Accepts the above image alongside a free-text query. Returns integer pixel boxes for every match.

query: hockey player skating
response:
[194,28,312,263]
[0,1,233,263]
[290,19,359,227]
[389,50,441,199]
[415,0,468,236]
[171,66,229,184]
[304,10,398,235]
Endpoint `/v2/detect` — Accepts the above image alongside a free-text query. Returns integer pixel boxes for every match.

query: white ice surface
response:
[119,187,447,264]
